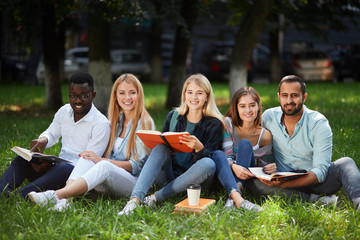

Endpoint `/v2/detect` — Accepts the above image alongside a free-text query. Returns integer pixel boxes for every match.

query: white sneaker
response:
[143,194,157,207]
[318,195,338,206]
[310,194,338,206]
[50,198,70,212]
[239,200,263,212]
[352,197,360,211]
[28,190,58,206]
[118,199,139,216]
[224,198,235,210]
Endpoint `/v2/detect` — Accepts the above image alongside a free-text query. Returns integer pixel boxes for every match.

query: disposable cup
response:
[187,184,201,206]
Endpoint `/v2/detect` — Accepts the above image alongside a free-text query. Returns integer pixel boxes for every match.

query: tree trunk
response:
[149,17,163,83]
[0,12,3,83]
[269,30,282,83]
[41,0,62,110]
[58,20,66,83]
[88,2,112,115]
[269,14,284,83]
[229,0,272,97]
[165,0,200,109]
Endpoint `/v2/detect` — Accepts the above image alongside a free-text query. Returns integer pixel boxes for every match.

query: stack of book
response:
[173,198,216,215]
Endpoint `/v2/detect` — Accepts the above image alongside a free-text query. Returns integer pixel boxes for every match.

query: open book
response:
[136,130,193,152]
[249,167,308,181]
[174,198,216,215]
[11,146,69,163]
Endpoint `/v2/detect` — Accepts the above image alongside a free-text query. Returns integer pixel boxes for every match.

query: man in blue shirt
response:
[247,75,360,210]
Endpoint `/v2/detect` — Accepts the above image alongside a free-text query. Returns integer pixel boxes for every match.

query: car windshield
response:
[296,51,327,59]
[112,52,144,63]
[72,51,88,58]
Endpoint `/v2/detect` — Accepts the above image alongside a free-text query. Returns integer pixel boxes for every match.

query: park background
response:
[1,0,360,239]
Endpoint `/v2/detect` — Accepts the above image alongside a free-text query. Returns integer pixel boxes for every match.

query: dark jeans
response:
[0,156,74,198]
[212,139,255,196]
[246,157,360,207]
[235,139,255,187]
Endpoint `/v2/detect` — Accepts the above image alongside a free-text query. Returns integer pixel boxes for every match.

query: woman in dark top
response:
[119,74,224,215]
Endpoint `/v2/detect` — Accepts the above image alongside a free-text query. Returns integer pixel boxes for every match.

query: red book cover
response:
[136,130,192,152]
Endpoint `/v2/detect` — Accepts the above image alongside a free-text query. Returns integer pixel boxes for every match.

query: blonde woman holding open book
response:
[119,74,224,216]
[29,74,155,211]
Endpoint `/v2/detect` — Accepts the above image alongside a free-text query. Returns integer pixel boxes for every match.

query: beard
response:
[281,102,303,116]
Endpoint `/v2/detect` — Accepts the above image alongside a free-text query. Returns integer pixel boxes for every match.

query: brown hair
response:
[225,86,262,127]
[104,74,153,160]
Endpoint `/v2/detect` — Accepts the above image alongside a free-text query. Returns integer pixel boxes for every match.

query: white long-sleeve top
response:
[39,104,111,165]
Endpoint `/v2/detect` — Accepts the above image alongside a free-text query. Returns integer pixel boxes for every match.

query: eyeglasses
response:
[68,92,93,101]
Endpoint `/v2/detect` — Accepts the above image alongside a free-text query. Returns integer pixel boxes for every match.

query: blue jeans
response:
[131,144,216,202]
[212,139,254,196]
[235,139,255,187]
[0,156,74,198]
[246,157,360,207]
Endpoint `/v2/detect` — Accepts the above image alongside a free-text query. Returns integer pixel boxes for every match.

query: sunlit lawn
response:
[0,81,359,239]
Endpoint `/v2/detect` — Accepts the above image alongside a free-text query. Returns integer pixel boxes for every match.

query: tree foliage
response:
[280,0,360,39]
[225,0,360,92]
[1,0,79,110]
[165,0,207,108]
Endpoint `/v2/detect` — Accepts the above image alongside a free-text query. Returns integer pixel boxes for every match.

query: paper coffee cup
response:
[187,184,201,206]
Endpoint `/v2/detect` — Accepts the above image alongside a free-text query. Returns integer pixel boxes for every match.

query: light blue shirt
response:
[262,105,332,183]
[110,114,155,177]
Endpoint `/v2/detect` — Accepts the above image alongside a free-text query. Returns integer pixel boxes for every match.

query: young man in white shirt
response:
[0,72,110,198]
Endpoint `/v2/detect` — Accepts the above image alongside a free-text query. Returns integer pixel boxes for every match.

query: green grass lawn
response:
[0,82,359,239]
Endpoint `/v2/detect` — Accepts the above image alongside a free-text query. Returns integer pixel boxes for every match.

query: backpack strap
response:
[169,110,179,132]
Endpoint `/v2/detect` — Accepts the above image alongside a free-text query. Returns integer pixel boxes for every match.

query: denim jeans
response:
[131,144,216,202]
[212,150,240,196]
[246,157,360,207]
[235,139,255,187]
[0,156,74,198]
[212,139,255,196]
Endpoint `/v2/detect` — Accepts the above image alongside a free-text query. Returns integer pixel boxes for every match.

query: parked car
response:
[200,41,259,82]
[2,54,29,82]
[110,49,151,81]
[349,44,360,81]
[328,44,360,81]
[282,49,334,82]
[36,47,89,84]
[36,47,150,83]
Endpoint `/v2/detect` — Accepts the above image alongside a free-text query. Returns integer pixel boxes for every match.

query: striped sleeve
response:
[223,117,235,165]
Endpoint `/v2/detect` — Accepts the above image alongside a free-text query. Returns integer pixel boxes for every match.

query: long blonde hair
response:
[104,74,153,160]
[176,74,225,127]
